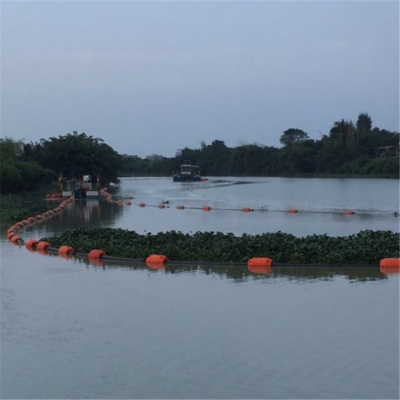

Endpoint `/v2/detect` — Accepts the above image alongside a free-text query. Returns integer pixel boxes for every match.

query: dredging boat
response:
[173,161,201,182]
[62,175,100,199]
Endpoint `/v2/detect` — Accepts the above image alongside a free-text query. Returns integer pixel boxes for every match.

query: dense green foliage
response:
[0,138,56,194]
[0,132,122,194]
[22,132,122,184]
[0,196,54,222]
[120,113,399,177]
[42,228,399,264]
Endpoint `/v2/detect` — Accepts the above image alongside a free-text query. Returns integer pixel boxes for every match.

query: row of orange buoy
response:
[46,193,62,199]
[7,219,400,274]
[15,239,108,266]
[6,195,75,246]
[98,188,362,217]
[123,201,360,216]
[103,193,399,218]
[21,239,400,275]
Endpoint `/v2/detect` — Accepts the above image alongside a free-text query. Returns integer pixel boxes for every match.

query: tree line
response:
[121,113,399,178]
[0,132,121,194]
[0,113,398,194]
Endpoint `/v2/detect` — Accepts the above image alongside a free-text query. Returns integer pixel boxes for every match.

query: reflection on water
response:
[16,199,124,240]
[35,252,388,283]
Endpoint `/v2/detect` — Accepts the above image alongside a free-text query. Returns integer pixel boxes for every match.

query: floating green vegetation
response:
[0,196,54,223]
[41,228,400,265]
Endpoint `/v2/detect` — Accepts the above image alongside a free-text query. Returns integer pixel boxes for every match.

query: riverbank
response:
[40,228,399,265]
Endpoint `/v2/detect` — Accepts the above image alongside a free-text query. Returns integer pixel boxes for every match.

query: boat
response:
[62,175,100,199]
[173,161,201,182]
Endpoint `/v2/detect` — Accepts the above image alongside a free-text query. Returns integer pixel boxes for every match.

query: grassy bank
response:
[41,228,399,264]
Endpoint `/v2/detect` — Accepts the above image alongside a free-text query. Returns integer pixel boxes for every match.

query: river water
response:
[1,177,399,399]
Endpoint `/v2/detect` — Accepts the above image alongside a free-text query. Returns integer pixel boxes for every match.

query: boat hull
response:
[173,175,201,182]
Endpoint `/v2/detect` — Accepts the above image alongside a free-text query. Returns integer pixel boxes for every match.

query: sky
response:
[1,1,399,158]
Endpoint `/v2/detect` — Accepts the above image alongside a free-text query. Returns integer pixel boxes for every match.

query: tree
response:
[279,129,309,148]
[0,137,55,194]
[329,119,356,156]
[356,113,372,138]
[26,132,122,185]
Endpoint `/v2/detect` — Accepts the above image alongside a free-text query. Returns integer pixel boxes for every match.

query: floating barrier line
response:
[6,188,398,274]
[26,245,381,269]
[102,186,397,217]
[126,201,398,217]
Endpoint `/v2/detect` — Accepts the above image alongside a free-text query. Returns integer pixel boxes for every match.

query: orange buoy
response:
[126,201,132,206]
[247,257,273,267]
[288,208,298,214]
[27,217,36,223]
[381,258,400,268]
[146,254,168,265]
[138,203,146,207]
[36,241,51,251]
[158,204,166,209]
[25,240,38,250]
[380,258,400,274]
[343,210,355,215]
[7,232,15,240]
[58,245,75,256]
[176,205,185,210]
[202,206,212,212]
[10,235,22,244]
[88,249,106,259]
[241,207,253,212]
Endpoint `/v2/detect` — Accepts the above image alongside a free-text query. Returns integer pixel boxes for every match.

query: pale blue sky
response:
[1,1,399,157]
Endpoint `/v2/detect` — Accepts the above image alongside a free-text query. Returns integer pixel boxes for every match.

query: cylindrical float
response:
[88,250,106,259]
[247,257,273,267]
[36,241,51,251]
[146,254,168,265]
[25,240,38,251]
[58,246,75,256]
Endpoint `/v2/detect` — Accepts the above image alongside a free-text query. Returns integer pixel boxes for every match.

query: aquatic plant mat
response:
[41,228,399,265]
[0,196,54,222]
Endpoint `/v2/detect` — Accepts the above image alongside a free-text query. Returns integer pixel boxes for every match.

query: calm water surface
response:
[1,177,399,399]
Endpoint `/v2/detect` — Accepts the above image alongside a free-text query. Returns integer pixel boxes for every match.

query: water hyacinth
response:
[0,197,54,222]
[41,228,400,265]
